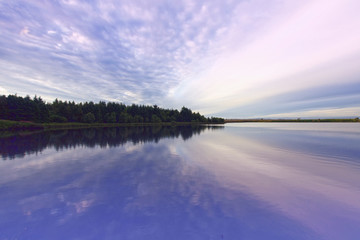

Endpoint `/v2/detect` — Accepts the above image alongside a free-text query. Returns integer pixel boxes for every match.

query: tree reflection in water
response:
[0,124,315,240]
[0,125,223,159]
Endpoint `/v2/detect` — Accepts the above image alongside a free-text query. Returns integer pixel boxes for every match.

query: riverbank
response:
[1,118,358,132]
[0,119,222,137]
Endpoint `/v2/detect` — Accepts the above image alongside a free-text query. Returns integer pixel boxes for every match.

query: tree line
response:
[0,94,224,124]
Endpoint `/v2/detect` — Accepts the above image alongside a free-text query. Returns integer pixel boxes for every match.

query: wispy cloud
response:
[0,0,359,117]
[0,0,239,104]
[170,0,360,117]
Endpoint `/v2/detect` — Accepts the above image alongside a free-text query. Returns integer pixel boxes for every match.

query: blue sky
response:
[1,0,360,118]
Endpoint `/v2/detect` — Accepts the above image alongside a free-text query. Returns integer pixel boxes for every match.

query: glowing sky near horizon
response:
[1,0,360,118]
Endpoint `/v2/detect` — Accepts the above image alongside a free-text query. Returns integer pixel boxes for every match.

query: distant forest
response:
[0,94,224,124]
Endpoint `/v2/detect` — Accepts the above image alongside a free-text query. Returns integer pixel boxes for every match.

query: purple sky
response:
[1,0,360,118]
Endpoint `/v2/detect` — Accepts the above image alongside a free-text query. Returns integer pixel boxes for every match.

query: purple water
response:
[0,123,359,239]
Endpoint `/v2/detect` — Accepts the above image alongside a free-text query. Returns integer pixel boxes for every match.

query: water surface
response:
[1,123,359,239]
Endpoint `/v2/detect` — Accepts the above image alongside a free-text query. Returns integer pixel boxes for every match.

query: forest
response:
[0,94,224,124]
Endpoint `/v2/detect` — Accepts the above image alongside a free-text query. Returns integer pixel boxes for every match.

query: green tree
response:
[0,94,223,124]
[179,107,192,122]
[119,112,131,123]
[49,114,68,123]
[105,112,116,123]
[151,114,162,123]
[133,115,144,123]
[0,95,8,119]
[82,112,95,123]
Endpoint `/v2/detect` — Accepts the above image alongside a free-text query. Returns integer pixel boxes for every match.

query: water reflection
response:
[0,123,359,239]
[0,125,223,160]
[185,123,360,240]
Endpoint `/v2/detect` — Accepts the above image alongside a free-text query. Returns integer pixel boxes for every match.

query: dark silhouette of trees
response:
[0,94,49,122]
[179,107,192,122]
[0,125,224,160]
[0,94,224,124]
[83,112,95,123]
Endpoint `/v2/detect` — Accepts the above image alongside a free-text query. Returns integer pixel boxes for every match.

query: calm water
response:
[1,123,360,240]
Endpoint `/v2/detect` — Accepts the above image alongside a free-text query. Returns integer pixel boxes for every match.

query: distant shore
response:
[225,118,359,123]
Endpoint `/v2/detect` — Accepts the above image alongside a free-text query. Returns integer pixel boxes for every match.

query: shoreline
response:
[1,119,358,138]
[225,118,359,123]
[0,120,223,138]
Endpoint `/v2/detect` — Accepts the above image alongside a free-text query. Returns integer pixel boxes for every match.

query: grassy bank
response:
[0,120,44,131]
[0,119,219,132]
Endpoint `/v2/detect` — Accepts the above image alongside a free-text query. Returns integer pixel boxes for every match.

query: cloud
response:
[20,27,29,35]
[211,58,360,118]
[0,0,241,104]
[170,0,360,116]
[264,107,360,119]
[0,0,359,117]
[0,86,9,95]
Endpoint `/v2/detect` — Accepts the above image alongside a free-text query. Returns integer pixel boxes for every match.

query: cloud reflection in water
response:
[0,124,359,239]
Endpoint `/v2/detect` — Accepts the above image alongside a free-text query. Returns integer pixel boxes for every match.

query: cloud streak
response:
[0,0,359,118]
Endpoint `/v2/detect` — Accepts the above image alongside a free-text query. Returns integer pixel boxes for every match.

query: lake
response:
[1,123,360,240]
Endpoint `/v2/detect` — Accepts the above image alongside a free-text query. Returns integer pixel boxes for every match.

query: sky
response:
[1,0,360,119]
